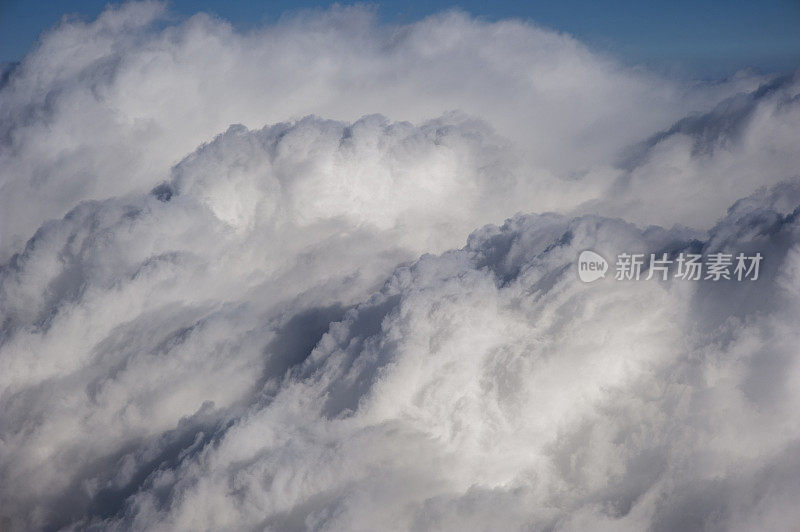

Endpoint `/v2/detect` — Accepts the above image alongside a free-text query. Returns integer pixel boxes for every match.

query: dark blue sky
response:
[1,0,799,76]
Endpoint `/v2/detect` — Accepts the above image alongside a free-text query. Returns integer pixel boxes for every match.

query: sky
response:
[1,0,800,76]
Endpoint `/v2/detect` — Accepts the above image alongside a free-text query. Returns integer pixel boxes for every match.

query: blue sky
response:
[1,0,799,76]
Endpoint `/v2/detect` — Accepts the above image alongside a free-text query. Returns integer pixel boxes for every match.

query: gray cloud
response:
[0,2,799,531]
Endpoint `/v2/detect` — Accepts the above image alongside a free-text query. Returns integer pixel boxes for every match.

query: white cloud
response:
[0,2,798,531]
[0,2,770,260]
[76,185,800,532]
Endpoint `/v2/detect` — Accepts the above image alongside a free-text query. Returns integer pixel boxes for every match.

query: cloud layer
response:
[0,2,799,531]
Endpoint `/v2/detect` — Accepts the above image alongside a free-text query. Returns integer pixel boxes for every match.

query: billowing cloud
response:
[0,2,799,531]
[0,1,772,260]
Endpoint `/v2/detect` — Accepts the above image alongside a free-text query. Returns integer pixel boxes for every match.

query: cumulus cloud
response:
[0,1,771,260]
[59,183,800,532]
[583,74,800,228]
[0,2,799,531]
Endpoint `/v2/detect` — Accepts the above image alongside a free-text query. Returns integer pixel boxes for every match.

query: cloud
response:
[582,73,800,228]
[66,182,800,531]
[0,2,799,531]
[0,113,523,528]
[0,1,770,260]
